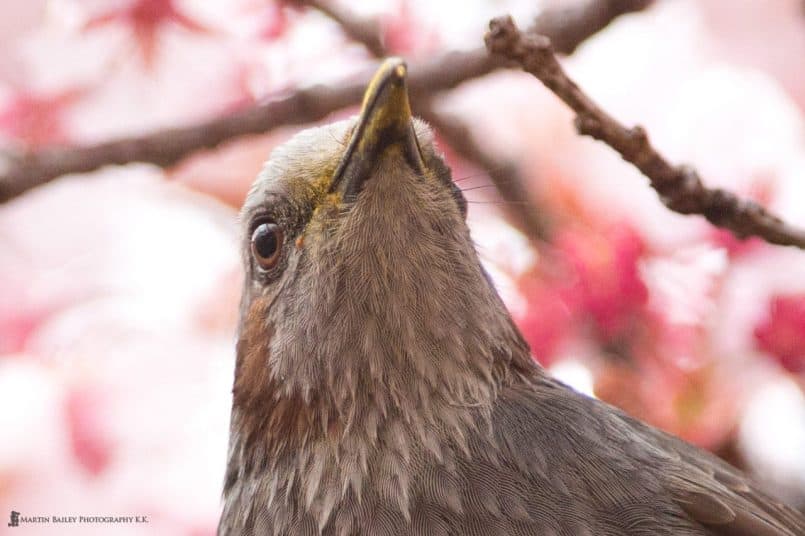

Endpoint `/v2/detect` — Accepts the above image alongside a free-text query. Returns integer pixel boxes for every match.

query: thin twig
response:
[485,15,805,250]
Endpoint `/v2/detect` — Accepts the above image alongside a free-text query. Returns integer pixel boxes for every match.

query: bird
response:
[218,57,805,536]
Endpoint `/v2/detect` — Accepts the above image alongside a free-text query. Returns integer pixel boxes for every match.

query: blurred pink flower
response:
[172,130,283,208]
[555,224,649,342]
[754,293,805,374]
[596,358,738,450]
[381,0,439,55]
[516,280,573,366]
[256,1,296,41]
[83,0,210,67]
[0,307,46,355]
[709,229,764,258]
[64,387,115,476]
[0,88,84,147]
[215,65,258,114]
[0,277,79,354]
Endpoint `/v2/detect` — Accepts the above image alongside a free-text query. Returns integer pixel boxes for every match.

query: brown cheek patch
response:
[233,295,273,408]
[233,295,339,455]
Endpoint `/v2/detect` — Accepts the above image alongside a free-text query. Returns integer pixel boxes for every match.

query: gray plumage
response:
[219,61,805,536]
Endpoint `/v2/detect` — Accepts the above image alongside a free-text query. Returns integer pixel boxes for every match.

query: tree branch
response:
[0,0,652,206]
[0,82,364,203]
[485,15,805,250]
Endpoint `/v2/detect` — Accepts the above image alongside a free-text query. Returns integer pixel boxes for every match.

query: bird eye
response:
[250,222,283,269]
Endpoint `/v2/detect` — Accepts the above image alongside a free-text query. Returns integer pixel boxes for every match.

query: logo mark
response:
[8,511,20,527]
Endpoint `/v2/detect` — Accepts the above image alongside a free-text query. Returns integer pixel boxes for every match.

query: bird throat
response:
[223,158,536,531]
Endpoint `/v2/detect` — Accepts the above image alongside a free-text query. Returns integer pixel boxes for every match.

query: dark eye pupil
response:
[251,222,283,268]
[255,225,278,258]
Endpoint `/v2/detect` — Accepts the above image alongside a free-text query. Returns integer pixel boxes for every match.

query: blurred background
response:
[1,0,804,534]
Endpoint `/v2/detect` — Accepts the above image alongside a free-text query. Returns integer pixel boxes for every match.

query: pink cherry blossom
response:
[755,293,805,374]
[84,0,210,67]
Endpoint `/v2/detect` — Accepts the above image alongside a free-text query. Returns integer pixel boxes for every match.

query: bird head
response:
[233,58,531,451]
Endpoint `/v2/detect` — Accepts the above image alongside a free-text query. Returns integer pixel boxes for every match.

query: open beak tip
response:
[380,56,406,74]
[329,57,423,198]
[372,57,408,93]
[392,62,406,82]
[362,58,413,136]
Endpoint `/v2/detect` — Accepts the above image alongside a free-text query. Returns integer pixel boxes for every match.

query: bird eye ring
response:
[250,222,283,269]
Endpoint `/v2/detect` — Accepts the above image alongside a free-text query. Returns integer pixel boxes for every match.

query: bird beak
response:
[330,57,426,201]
